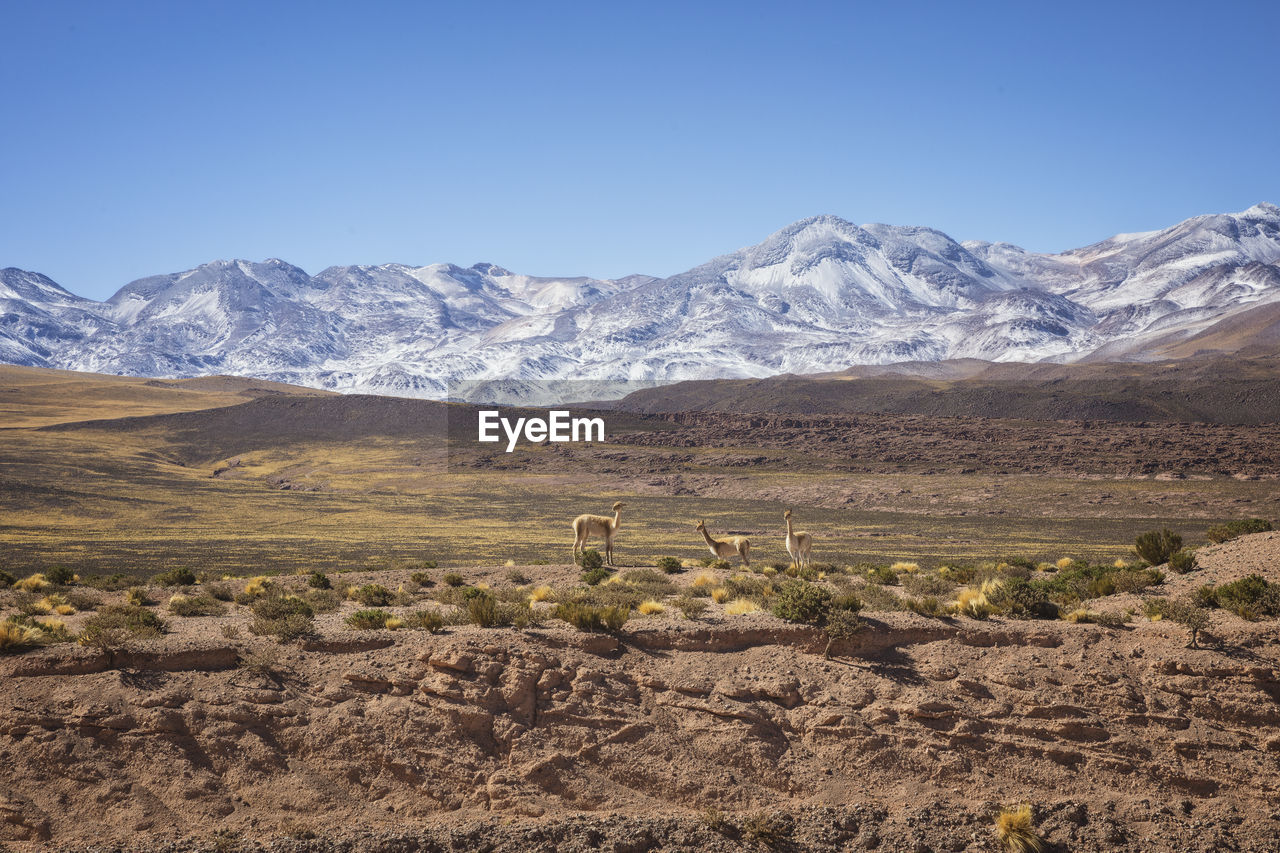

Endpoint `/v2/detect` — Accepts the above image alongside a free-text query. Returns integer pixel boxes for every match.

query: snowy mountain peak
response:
[3,204,1278,398]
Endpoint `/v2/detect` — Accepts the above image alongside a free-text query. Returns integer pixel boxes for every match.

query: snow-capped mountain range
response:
[3,203,1279,400]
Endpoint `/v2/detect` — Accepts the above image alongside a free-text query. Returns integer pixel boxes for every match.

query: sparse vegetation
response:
[772,580,832,625]
[1206,518,1273,543]
[0,570,15,589]
[1203,574,1280,619]
[78,604,166,660]
[410,571,434,587]
[249,591,314,640]
[994,804,1044,852]
[155,567,197,587]
[307,571,332,589]
[168,593,226,617]
[742,810,791,847]
[724,598,761,615]
[16,573,49,593]
[674,595,708,619]
[657,556,682,573]
[553,601,629,632]
[1135,528,1182,566]
[405,609,446,633]
[346,608,391,630]
[1162,597,1211,647]
[637,600,665,615]
[577,549,604,570]
[443,572,464,587]
[822,608,864,657]
[45,565,76,585]
[581,567,611,586]
[1168,549,1198,574]
[351,583,393,606]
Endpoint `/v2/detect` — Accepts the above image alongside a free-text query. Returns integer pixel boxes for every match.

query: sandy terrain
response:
[3,533,1279,852]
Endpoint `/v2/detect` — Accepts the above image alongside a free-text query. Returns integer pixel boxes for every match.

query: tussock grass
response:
[1055,557,1074,570]
[710,586,730,603]
[692,572,719,588]
[528,585,554,603]
[994,804,1044,852]
[637,600,665,615]
[890,561,920,573]
[16,573,48,593]
[724,598,761,615]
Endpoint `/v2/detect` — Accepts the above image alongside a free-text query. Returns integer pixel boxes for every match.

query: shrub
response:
[1206,518,1273,544]
[657,557,682,574]
[1164,597,1211,647]
[858,584,905,612]
[507,568,530,585]
[993,578,1058,620]
[346,609,391,630]
[467,592,500,627]
[1193,584,1219,609]
[823,608,864,657]
[830,591,863,614]
[866,565,898,585]
[168,594,226,617]
[242,576,272,599]
[304,588,342,613]
[554,601,629,632]
[352,584,393,606]
[904,596,944,617]
[1134,528,1182,566]
[1,619,44,653]
[443,572,464,587]
[1062,608,1125,627]
[1168,550,1198,574]
[742,811,791,846]
[902,573,954,598]
[410,572,434,587]
[250,592,314,640]
[78,604,166,659]
[307,571,332,590]
[405,609,446,633]
[155,567,197,587]
[674,595,708,619]
[637,600,665,616]
[45,565,76,585]
[709,558,732,571]
[581,567,611,586]
[1110,568,1164,594]
[994,804,1044,853]
[125,586,154,606]
[772,581,832,625]
[206,583,234,601]
[577,549,604,570]
[1212,574,1280,619]
[0,570,15,589]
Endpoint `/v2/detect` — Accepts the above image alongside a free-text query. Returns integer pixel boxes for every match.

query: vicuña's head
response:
[695,519,706,531]
[784,509,792,519]
[612,501,625,511]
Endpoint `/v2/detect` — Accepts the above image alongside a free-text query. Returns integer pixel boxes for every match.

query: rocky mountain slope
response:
[3,203,1278,398]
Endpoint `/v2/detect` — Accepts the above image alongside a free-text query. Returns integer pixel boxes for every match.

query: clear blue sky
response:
[3,0,1278,300]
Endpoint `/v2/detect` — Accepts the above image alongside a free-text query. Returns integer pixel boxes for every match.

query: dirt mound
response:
[4,536,1280,851]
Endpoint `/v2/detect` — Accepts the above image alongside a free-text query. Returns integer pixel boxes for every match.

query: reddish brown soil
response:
[4,534,1280,852]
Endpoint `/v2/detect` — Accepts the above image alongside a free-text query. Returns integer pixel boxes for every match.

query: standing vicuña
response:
[573,501,625,567]
[695,519,750,569]
[784,509,813,569]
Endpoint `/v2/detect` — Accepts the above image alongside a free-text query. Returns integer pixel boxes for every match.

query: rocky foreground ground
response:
[3,534,1280,852]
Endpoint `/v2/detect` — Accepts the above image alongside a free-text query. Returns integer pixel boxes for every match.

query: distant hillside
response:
[608,353,1280,424]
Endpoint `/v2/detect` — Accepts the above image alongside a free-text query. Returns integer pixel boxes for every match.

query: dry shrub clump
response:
[994,804,1044,852]
[637,600,665,615]
[15,573,49,593]
[710,586,731,603]
[554,601,629,632]
[249,591,314,640]
[724,598,761,615]
[890,561,920,573]
[528,585,554,603]
[346,609,391,630]
[405,609,446,633]
[2,617,73,653]
[168,593,226,617]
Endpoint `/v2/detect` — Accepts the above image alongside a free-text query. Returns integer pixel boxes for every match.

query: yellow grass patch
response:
[710,587,730,603]
[244,576,271,597]
[994,804,1044,852]
[528,585,553,603]
[724,599,761,615]
[692,572,718,588]
[16,573,48,592]
[385,616,403,630]
[891,561,920,573]
[1055,557,1074,569]
[637,600,665,615]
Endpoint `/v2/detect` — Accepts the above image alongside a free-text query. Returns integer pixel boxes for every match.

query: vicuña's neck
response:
[700,527,716,546]
[785,517,794,535]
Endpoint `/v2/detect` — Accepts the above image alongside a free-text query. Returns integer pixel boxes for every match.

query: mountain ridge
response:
[2,203,1278,399]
